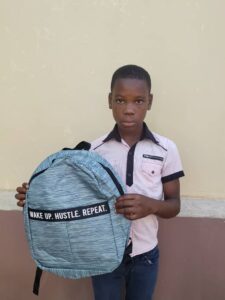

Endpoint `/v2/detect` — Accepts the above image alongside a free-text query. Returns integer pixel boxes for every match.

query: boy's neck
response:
[118,125,143,147]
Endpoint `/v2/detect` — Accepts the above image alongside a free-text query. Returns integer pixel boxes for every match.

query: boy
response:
[16,65,184,300]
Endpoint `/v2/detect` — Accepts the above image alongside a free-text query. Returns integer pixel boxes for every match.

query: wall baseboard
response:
[1,190,225,219]
[179,197,225,218]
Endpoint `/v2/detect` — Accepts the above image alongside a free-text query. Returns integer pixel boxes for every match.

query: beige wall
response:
[1,0,225,198]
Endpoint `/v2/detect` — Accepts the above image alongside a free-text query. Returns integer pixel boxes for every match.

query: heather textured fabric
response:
[24,148,130,279]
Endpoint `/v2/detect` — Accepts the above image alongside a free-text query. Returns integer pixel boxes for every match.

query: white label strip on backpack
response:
[28,201,110,222]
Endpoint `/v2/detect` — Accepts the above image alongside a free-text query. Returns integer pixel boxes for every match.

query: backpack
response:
[23,141,130,295]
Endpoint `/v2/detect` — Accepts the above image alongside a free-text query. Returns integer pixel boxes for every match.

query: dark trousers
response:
[92,245,159,300]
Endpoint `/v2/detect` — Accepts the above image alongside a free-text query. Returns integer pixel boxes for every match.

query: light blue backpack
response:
[23,142,130,295]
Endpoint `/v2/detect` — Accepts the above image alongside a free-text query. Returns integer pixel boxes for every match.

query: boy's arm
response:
[115,179,180,220]
[155,179,180,218]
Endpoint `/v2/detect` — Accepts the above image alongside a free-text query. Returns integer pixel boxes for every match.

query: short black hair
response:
[110,64,151,92]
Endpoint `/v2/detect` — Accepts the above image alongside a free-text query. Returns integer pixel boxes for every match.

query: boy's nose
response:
[124,103,135,114]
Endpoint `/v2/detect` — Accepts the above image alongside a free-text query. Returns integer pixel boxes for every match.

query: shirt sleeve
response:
[161,139,185,183]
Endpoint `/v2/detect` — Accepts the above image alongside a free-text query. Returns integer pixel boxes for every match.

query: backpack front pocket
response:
[67,201,119,272]
[29,221,73,268]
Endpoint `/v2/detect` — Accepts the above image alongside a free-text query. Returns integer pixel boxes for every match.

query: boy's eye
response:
[115,98,124,104]
[136,99,144,104]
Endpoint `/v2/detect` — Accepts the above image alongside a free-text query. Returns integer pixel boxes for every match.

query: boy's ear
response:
[148,94,153,110]
[108,93,112,109]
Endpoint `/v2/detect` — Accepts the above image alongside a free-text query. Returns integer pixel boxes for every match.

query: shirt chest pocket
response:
[141,161,162,185]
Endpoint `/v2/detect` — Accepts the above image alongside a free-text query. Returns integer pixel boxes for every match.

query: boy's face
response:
[108,78,152,133]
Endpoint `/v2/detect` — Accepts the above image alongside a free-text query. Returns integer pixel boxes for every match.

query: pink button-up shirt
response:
[91,123,184,257]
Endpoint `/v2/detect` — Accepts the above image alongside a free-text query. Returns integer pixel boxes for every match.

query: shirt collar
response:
[102,122,159,145]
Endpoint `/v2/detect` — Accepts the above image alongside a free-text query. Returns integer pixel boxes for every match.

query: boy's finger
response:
[116,206,133,215]
[16,186,27,194]
[115,200,134,208]
[125,213,137,220]
[17,200,25,207]
[22,182,29,189]
[15,193,26,201]
[117,194,136,201]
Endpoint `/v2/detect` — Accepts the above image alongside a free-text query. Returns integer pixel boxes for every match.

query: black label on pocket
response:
[143,154,164,161]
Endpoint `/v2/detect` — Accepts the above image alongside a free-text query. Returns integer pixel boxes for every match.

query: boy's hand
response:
[15,182,29,207]
[115,180,181,220]
[115,194,158,220]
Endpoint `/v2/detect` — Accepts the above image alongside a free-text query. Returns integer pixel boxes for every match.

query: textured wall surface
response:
[1,0,225,198]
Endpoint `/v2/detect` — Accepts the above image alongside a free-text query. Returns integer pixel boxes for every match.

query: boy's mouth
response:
[121,121,136,127]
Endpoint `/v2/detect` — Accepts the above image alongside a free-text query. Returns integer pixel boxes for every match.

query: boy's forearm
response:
[151,197,180,219]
